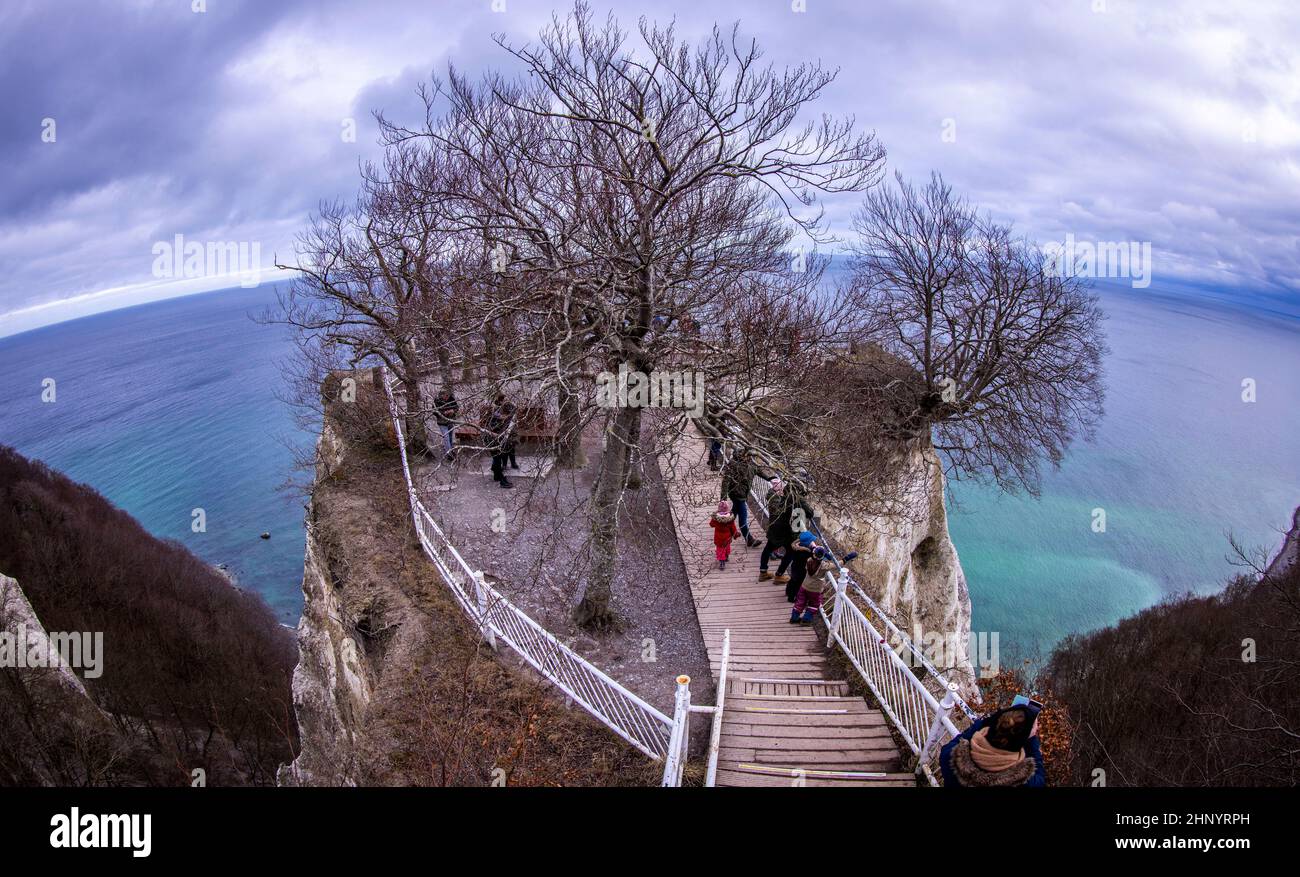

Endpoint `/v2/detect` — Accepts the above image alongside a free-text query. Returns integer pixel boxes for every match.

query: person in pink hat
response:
[709,499,741,570]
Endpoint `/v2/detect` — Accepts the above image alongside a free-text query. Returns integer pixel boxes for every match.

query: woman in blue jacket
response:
[939,706,1046,787]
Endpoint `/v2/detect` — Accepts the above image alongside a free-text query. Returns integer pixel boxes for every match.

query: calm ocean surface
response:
[948,282,1300,659]
[0,286,311,623]
[0,281,1296,648]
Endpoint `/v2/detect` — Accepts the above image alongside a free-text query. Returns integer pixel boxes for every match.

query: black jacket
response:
[766,488,813,544]
[434,393,458,426]
[483,404,513,452]
[720,456,757,501]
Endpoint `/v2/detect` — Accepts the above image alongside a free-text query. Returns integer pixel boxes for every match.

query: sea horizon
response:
[1,277,1295,651]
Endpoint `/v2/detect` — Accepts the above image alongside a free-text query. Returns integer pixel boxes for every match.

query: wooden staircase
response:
[664,433,916,787]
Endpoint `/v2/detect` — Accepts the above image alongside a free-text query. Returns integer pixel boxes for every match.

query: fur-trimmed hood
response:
[949,738,1037,787]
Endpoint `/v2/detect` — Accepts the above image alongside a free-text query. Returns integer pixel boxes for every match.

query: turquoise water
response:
[0,280,1295,648]
[948,282,1300,658]
[0,286,311,623]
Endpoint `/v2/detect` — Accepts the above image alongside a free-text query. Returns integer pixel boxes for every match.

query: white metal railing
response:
[822,564,961,784]
[704,629,730,787]
[380,367,681,765]
[722,435,976,785]
[661,675,692,786]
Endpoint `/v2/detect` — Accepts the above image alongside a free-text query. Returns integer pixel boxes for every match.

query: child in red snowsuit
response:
[709,500,741,570]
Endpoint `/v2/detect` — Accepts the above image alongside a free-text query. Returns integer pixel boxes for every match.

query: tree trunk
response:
[404,386,429,452]
[623,410,643,490]
[484,321,500,384]
[573,404,641,628]
[436,344,453,388]
[554,378,586,469]
[461,341,476,383]
[398,348,429,453]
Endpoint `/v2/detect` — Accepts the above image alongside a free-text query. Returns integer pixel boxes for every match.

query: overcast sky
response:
[1,0,1297,336]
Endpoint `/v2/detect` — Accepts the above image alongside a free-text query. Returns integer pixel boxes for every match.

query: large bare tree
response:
[377,3,886,626]
[845,172,1107,495]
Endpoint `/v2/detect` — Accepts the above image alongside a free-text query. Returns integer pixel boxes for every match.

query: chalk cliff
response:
[277,410,386,787]
[816,440,977,693]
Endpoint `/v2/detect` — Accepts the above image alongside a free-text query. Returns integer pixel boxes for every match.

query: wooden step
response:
[739,679,850,697]
[712,767,916,788]
[661,432,907,788]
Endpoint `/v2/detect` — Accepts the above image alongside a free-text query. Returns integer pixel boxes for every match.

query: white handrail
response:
[661,675,692,786]
[704,629,730,787]
[745,480,975,719]
[822,566,958,784]
[381,367,676,762]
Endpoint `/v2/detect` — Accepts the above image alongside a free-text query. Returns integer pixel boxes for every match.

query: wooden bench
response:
[453,405,557,448]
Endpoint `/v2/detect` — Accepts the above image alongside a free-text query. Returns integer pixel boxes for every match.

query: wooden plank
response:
[749,750,902,767]
[712,768,916,788]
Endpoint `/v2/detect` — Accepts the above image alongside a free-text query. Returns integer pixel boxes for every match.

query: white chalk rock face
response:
[817,443,976,694]
[0,574,96,698]
[276,431,374,788]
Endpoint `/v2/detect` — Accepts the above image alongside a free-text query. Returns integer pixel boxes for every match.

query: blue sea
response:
[0,281,1296,649]
[948,281,1300,659]
[0,286,311,623]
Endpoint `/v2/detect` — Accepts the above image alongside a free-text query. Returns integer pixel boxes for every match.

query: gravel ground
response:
[412,427,715,725]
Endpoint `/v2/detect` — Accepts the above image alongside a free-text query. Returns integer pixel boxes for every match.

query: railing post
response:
[472,570,497,650]
[661,674,692,786]
[916,682,959,775]
[827,567,848,648]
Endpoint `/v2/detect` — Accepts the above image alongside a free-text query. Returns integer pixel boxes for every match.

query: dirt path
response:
[410,428,713,722]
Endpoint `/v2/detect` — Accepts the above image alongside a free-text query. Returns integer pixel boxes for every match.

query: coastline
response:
[1265,505,1300,580]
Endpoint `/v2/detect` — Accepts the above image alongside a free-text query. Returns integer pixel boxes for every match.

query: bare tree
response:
[390,4,886,626]
[275,144,468,454]
[846,172,1107,495]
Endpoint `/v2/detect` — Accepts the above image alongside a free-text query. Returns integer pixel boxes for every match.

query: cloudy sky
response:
[1,0,1297,336]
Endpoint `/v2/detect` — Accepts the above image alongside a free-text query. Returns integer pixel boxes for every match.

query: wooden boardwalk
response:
[663,432,915,787]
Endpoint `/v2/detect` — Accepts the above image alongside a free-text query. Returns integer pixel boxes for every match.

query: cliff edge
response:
[818,441,976,692]
[278,371,654,786]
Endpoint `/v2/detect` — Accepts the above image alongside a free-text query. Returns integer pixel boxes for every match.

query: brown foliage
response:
[1040,559,1300,786]
[975,667,1074,788]
[0,445,297,786]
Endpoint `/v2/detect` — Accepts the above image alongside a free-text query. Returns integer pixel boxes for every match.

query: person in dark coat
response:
[500,399,520,469]
[790,545,830,623]
[707,439,723,470]
[939,706,1046,787]
[782,531,821,603]
[719,448,762,547]
[757,478,814,582]
[484,393,515,489]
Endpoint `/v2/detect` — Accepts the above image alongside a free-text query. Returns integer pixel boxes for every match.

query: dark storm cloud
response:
[1,0,1297,335]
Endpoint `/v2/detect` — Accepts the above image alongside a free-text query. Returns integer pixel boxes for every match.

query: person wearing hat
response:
[782,530,820,603]
[939,706,1047,787]
[789,545,830,623]
[708,499,742,571]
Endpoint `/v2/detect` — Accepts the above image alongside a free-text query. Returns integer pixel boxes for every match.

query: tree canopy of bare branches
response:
[846,172,1107,495]
[276,3,1105,633]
